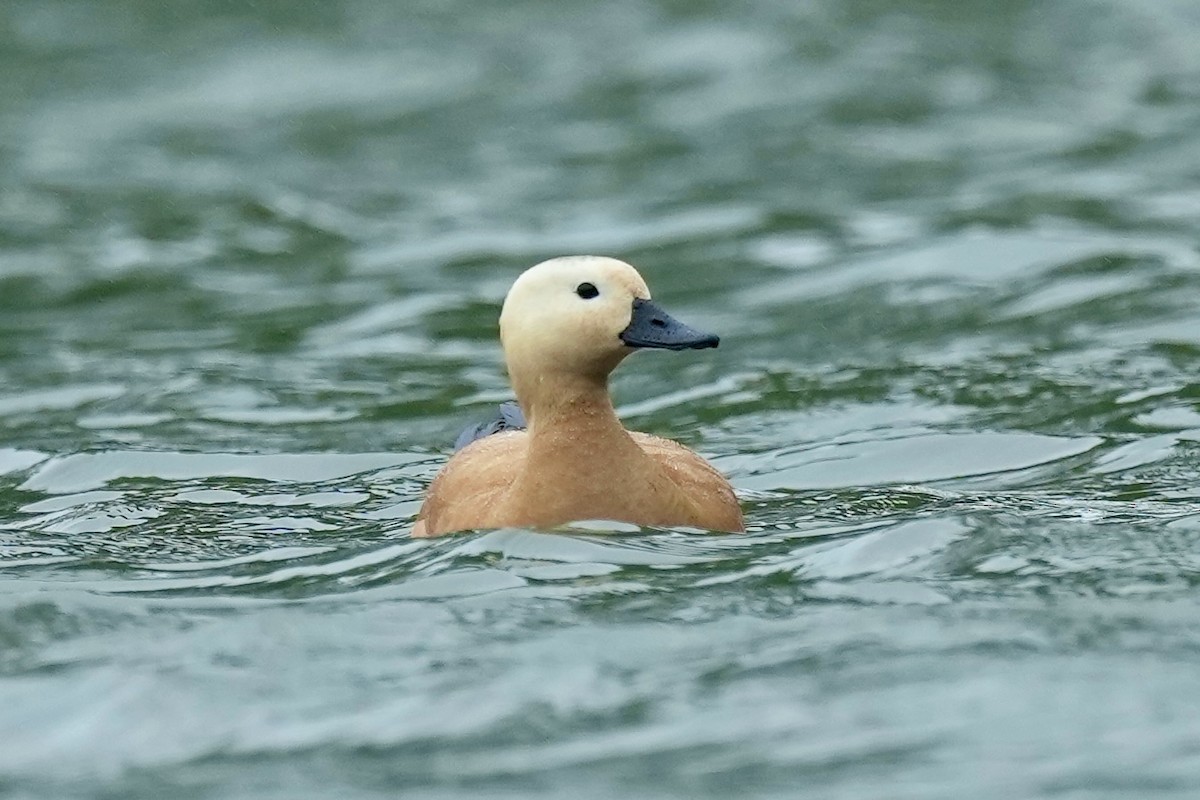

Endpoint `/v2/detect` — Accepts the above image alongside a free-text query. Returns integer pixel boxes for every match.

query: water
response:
[3,0,1200,796]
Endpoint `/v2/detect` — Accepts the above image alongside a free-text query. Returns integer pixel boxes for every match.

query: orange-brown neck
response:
[516,369,642,463]
[503,370,660,526]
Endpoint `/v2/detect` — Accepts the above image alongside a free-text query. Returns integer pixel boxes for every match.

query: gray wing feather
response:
[453,401,527,452]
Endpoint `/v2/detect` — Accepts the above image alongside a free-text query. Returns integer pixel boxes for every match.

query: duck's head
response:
[499,256,719,383]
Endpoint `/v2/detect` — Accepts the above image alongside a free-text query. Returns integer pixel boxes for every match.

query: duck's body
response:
[414,389,742,536]
[413,256,744,537]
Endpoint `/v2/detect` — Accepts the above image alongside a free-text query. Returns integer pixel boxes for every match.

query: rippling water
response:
[4,0,1200,797]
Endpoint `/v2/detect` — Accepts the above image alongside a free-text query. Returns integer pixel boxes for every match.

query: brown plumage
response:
[413,256,744,537]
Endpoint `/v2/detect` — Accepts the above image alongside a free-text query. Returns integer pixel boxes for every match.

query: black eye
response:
[575,282,599,299]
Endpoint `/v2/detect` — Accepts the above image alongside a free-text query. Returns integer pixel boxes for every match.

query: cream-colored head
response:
[500,256,651,385]
[499,256,719,410]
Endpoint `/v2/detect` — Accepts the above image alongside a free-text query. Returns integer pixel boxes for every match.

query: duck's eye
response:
[575,282,599,300]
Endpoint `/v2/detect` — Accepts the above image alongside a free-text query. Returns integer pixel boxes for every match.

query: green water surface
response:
[3,1,1200,798]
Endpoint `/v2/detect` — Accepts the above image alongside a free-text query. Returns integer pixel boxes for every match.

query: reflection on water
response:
[4,0,1200,797]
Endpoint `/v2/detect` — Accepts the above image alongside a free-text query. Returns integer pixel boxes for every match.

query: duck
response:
[412,255,744,537]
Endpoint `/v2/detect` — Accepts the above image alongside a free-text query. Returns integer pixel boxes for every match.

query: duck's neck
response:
[515,370,630,446]
[505,370,649,523]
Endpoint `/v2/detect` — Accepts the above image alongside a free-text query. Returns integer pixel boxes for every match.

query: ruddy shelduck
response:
[413,256,744,536]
